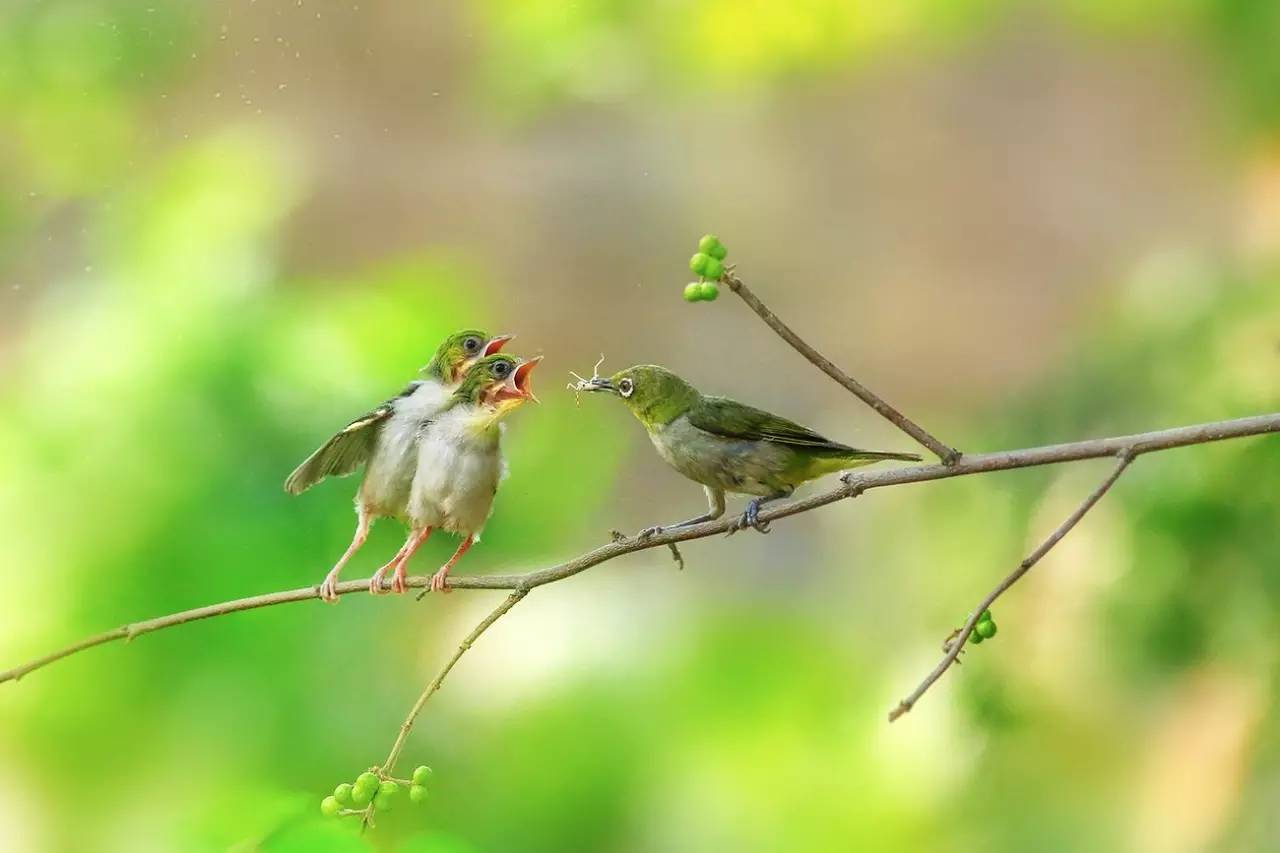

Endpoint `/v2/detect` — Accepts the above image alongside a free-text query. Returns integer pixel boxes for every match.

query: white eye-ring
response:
[618,378,634,397]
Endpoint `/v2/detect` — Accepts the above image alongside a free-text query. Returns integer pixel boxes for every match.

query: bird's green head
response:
[579,364,698,429]
[423,330,513,383]
[454,353,542,417]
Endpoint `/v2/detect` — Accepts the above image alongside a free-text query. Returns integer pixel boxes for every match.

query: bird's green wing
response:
[284,405,393,495]
[285,381,428,495]
[688,396,855,453]
[282,376,422,499]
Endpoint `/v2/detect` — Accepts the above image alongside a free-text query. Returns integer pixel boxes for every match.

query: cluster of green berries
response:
[319,766,432,818]
[968,610,999,645]
[685,234,728,302]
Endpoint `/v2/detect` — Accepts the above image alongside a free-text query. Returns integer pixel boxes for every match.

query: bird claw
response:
[429,567,453,594]
[369,558,403,596]
[730,501,771,535]
[319,578,341,603]
[637,525,663,541]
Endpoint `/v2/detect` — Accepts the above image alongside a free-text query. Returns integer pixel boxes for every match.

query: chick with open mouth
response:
[377,353,542,595]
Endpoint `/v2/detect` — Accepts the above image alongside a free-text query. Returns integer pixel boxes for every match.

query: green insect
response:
[578,365,920,535]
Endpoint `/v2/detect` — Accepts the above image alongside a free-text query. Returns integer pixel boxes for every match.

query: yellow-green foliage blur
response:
[2,1,1279,851]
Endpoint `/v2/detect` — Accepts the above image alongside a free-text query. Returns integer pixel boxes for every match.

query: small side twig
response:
[888,451,1135,721]
[362,588,529,828]
[722,269,961,465]
[667,542,684,571]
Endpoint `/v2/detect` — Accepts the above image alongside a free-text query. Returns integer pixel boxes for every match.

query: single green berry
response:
[968,630,984,645]
[350,781,376,807]
[373,791,396,812]
[698,234,724,256]
[320,796,341,818]
[980,609,992,622]
[689,253,712,276]
[707,243,728,260]
[976,619,997,639]
[683,282,703,302]
[702,257,724,280]
[333,783,354,806]
[698,281,720,301]
[410,784,429,804]
[355,772,379,790]
[412,766,432,786]
[378,780,401,799]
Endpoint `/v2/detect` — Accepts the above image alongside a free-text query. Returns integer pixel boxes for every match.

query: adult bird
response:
[285,329,511,602]
[578,364,920,536]
[399,352,541,595]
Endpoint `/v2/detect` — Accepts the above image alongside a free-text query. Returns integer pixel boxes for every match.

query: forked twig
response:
[887,451,1135,721]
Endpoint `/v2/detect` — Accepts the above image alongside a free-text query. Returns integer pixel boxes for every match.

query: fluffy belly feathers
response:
[410,411,506,535]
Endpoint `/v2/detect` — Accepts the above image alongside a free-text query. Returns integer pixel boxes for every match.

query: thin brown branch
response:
[359,589,528,828]
[722,269,961,465]
[4,412,1278,687]
[887,451,1136,722]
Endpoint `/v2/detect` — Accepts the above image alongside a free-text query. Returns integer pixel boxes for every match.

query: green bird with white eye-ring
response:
[577,365,920,537]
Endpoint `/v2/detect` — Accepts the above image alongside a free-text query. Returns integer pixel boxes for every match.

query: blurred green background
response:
[2,1,1279,850]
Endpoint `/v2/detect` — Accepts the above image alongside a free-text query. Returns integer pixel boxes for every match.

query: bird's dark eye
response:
[618,378,634,397]
[492,361,511,378]
[464,337,481,352]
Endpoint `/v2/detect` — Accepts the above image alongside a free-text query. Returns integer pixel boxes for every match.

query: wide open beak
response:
[456,335,515,381]
[493,356,542,405]
[482,334,513,356]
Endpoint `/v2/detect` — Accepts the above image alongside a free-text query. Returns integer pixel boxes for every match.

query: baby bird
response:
[285,329,510,602]
[393,352,541,595]
[578,364,920,536]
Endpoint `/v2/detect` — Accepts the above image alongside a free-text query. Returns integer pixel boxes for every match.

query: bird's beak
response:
[494,356,541,404]
[580,377,615,394]
[483,334,513,356]
[456,335,515,381]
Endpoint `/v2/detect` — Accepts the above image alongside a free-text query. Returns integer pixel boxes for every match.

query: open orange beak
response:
[493,356,541,404]
[483,334,513,356]
[455,335,515,382]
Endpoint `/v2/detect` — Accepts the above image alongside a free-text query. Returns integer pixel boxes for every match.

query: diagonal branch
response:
[3,412,1278,687]
[887,450,1136,722]
[359,589,528,828]
[723,269,961,464]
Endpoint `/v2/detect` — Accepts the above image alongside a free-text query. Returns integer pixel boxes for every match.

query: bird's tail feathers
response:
[846,449,922,463]
[801,447,921,479]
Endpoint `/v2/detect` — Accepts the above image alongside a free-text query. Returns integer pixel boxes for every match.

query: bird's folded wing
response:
[688,396,853,453]
[284,404,394,494]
